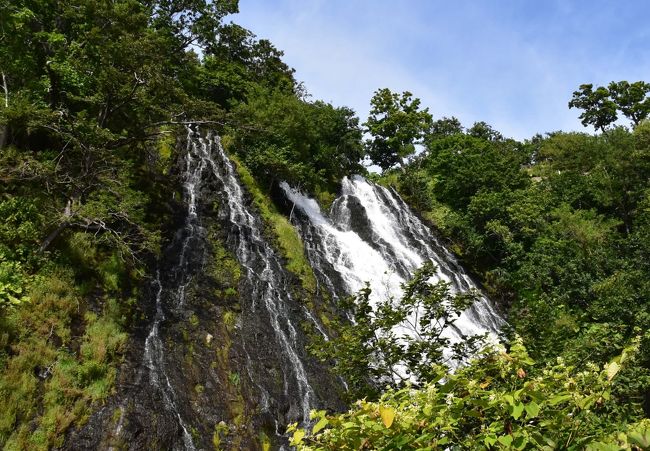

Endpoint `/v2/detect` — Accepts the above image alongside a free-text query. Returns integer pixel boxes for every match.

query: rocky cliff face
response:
[67,128,345,451]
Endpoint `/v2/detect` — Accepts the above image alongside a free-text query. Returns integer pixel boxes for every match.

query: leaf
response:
[291,429,305,445]
[628,430,650,448]
[525,401,540,419]
[511,402,524,420]
[548,394,572,406]
[498,435,513,447]
[484,435,498,447]
[513,435,528,450]
[312,417,329,434]
[605,361,620,381]
[379,405,396,428]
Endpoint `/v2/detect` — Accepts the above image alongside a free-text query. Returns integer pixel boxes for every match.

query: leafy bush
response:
[293,339,645,450]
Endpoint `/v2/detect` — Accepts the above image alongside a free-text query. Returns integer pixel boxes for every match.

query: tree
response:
[468,120,503,141]
[569,81,650,132]
[309,262,483,401]
[364,88,432,171]
[608,81,650,126]
[568,83,618,133]
[427,116,463,140]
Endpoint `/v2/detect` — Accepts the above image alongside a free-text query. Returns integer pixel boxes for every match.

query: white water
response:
[144,274,196,450]
[281,176,504,368]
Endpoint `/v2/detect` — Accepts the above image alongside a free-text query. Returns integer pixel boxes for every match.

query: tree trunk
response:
[38,220,71,252]
[39,199,74,252]
[0,124,6,151]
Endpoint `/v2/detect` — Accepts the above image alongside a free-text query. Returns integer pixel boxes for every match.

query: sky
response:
[231,0,650,140]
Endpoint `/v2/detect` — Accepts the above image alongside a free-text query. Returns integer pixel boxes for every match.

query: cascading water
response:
[202,132,316,425]
[141,127,212,451]
[281,176,504,363]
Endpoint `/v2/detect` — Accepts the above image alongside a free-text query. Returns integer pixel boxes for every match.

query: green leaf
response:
[498,435,513,447]
[605,361,620,381]
[291,429,305,445]
[628,430,650,448]
[484,435,498,447]
[312,417,329,434]
[513,435,528,450]
[511,402,524,420]
[548,394,572,406]
[525,401,540,419]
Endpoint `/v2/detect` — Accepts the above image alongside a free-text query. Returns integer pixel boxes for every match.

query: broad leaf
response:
[379,405,396,428]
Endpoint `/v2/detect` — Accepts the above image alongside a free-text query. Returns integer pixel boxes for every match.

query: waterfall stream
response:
[281,176,504,361]
[203,131,316,425]
[142,127,212,451]
[139,127,319,449]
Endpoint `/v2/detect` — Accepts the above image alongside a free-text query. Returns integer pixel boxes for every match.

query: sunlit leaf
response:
[312,417,329,434]
[525,401,540,419]
[379,405,396,428]
[605,361,620,381]
[292,429,305,445]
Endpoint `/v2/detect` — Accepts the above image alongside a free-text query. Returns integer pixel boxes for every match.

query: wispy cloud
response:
[234,0,650,140]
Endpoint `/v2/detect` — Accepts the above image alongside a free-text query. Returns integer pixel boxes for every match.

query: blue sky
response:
[232,0,650,140]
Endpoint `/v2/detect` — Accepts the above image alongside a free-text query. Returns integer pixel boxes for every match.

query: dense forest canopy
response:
[1,0,649,449]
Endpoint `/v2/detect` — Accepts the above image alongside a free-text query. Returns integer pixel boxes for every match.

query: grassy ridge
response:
[229,154,317,295]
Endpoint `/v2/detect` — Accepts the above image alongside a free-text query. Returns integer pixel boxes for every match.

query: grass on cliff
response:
[0,269,128,450]
[229,155,317,295]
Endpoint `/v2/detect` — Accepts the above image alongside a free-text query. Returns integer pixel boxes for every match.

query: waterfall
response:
[280,176,504,363]
[204,131,316,425]
[137,127,319,449]
[142,126,212,451]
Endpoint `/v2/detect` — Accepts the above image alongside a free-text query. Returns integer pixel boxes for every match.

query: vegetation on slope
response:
[301,84,649,448]
[0,1,364,447]
[294,340,650,450]
[2,0,649,448]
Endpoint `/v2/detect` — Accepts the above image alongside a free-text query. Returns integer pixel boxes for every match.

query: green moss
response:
[227,371,240,387]
[314,188,336,212]
[157,127,175,175]
[230,155,317,295]
[223,310,237,333]
[213,421,229,449]
[259,431,272,451]
[189,313,199,327]
[208,224,242,303]
[220,134,235,153]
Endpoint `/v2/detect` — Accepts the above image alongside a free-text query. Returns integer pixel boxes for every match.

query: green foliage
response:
[0,259,31,309]
[364,88,432,171]
[310,263,483,401]
[383,98,650,430]
[230,87,364,192]
[0,271,127,450]
[569,81,650,131]
[294,339,644,450]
